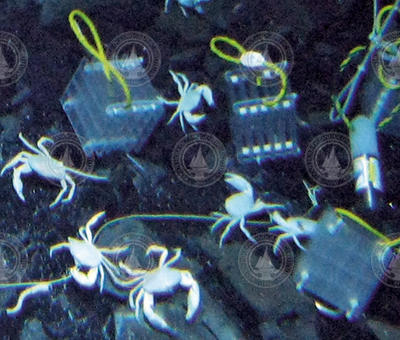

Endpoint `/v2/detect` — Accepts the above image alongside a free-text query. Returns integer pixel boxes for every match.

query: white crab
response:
[164,0,211,17]
[269,211,317,255]
[211,173,284,247]
[119,245,200,335]
[158,70,214,133]
[50,211,129,292]
[0,133,108,208]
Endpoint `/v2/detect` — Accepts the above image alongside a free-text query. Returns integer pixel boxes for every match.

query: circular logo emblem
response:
[46,132,95,185]
[304,132,352,188]
[0,31,28,87]
[108,31,161,87]
[171,132,227,187]
[371,31,400,85]
[238,233,294,288]
[0,233,28,282]
[110,232,156,273]
[371,232,400,288]
[240,31,294,88]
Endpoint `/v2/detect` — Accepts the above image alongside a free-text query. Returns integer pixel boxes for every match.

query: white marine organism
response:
[211,172,284,247]
[158,70,214,133]
[1,133,107,208]
[50,211,129,292]
[119,245,200,335]
[269,211,317,254]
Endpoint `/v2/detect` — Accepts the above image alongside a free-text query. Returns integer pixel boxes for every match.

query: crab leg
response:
[61,174,76,204]
[179,109,186,133]
[164,0,171,13]
[0,152,31,175]
[49,178,68,208]
[64,166,108,181]
[17,133,41,154]
[157,96,178,106]
[36,136,54,157]
[134,288,144,318]
[238,217,257,243]
[103,257,134,291]
[209,216,228,233]
[176,72,189,93]
[12,163,31,202]
[98,245,130,255]
[169,70,185,94]
[49,242,70,257]
[166,106,181,125]
[165,248,182,266]
[219,219,239,247]
[85,211,106,242]
[146,245,168,266]
[99,265,105,292]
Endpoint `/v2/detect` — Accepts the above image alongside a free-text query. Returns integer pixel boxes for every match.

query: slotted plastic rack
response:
[294,207,393,320]
[60,57,164,156]
[225,67,300,164]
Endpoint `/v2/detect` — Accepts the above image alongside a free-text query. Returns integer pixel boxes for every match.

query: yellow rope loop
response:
[69,9,132,106]
[261,60,287,106]
[210,35,288,106]
[210,36,246,64]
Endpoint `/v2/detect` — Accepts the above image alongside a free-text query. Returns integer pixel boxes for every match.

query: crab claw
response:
[143,291,177,335]
[13,164,31,202]
[181,271,200,321]
[270,210,287,227]
[198,85,214,106]
[183,111,206,130]
[70,266,98,288]
[169,70,186,94]
[224,173,253,196]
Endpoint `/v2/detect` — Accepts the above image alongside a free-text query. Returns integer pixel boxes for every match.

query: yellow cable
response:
[261,60,287,106]
[334,208,390,242]
[375,5,399,34]
[69,9,132,106]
